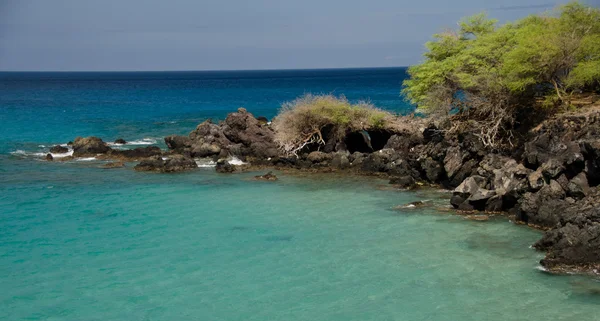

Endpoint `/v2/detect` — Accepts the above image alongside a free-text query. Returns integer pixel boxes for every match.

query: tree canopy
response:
[402,2,600,147]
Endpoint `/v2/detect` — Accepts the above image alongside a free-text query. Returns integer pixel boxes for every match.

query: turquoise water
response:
[1,69,600,320]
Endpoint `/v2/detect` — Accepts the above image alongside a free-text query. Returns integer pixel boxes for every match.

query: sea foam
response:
[107,138,158,146]
[195,159,216,168]
[229,157,246,165]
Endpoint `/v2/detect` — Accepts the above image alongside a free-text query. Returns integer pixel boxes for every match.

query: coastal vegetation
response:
[402,1,600,148]
[272,94,395,155]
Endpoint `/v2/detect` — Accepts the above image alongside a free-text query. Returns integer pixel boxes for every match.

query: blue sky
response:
[0,0,593,71]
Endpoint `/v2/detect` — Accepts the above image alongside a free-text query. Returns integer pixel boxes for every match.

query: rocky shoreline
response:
[39,107,600,275]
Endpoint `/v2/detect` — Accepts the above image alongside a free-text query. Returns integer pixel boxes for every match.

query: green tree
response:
[402,1,600,148]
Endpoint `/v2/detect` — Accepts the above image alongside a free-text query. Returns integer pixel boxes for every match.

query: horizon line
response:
[0,66,409,73]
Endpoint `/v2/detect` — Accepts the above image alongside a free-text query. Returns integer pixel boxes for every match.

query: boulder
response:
[422,124,444,143]
[331,153,350,169]
[469,188,496,202]
[164,135,191,150]
[536,222,600,270]
[248,141,279,159]
[72,136,111,157]
[567,172,590,199]
[449,159,478,188]
[541,159,565,180]
[534,189,600,272]
[516,180,566,227]
[361,151,393,173]
[307,151,332,163]
[485,195,503,212]
[271,157,297,167]
[335,142,348,153]
[45,153,53,161]
[189,119,222,140]
[215,159,235,173]
[386,158,420,179]
[523,133,585,175]
[348,152,365,167]
[541,179,567,200]
[451,194,469,210]
[109,146,162,160]
[49,145,69,154]
[134,155,197,173]
[528,169,545,191]
[451,175,495,211]
[191,143,221,158]
[384,132,423,153]
[556,174,570,191]
[165,110,279,161]
[114,138,127,145]
[158,155,197,173]
[581,140,600,185]
[454,175,488,195]
[421,157,443,182]
[443,147,464,179]
[490,160,530,198]
[221,108,279,159]
[477,154,512,180]
[458,132,486,158]
[256,116,269,126]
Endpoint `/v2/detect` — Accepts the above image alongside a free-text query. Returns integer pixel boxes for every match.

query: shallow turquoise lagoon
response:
[1,159,599,321]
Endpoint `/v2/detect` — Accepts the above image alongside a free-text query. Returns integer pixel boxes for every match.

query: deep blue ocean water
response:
[1,68,600,320]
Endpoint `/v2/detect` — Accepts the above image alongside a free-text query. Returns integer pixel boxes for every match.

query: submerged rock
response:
[45,153,53,161]
[396,201,429,209]
[134,155,196,173]
[254,171,278,181]
[102,161,125,169]
[464,214,490,221]
[114,138,127,145]
[389,176,417,189]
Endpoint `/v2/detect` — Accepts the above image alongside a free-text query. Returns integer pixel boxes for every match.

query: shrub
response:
[402,1,600,148]
[272,94,394,155]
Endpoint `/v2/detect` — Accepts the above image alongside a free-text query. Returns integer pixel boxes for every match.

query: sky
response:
[0,0,596,71]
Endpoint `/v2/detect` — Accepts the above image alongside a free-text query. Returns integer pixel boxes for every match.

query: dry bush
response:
[272,94,395,155]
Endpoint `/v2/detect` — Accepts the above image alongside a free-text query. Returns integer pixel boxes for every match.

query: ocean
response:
[1,68,599,320]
